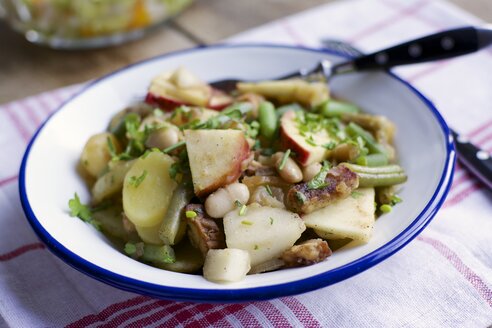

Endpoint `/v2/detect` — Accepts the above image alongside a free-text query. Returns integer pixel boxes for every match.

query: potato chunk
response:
[81,133,120,178]
[92,160,135,204]
[135,224,163,245]
[237,79,329,107]
[224,205,306,266]
[203,249,251,283]
[123,152,177,227]
[303,188,375,242]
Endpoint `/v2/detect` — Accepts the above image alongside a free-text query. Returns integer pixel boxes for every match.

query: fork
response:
[211,27,492,191]
[329,39,492,193]
[320,37,492,191]
[211,26,492,92]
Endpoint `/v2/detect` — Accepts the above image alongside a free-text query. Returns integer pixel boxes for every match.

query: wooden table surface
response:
[1,0,491,103]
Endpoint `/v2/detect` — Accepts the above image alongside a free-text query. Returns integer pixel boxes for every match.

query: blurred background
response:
[1,0,491,104]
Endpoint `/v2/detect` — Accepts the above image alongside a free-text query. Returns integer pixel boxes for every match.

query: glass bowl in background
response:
[0,0,193,49]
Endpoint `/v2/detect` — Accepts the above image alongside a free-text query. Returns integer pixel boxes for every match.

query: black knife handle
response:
[452,129,492,190]
[337,26,492,72]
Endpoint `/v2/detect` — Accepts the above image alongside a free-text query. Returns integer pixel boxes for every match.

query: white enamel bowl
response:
[19,44,455,302]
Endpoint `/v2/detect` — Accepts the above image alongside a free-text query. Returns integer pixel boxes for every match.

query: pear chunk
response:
[303,188,375,242]
[224,205,306,266]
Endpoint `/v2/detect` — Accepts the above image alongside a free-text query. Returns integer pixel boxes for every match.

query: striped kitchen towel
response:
[1,0,491,326]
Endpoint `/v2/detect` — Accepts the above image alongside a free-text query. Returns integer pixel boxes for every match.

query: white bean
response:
[258,155,274,166]
[272,152,303,184]
[205,183,250,218]
[145,127,179,150]
[225,183,250,205]
[205,188,234,219]
[302,162,322,182]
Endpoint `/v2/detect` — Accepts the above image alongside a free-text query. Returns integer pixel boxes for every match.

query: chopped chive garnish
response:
[254,244,259,250]
[107,136,118,160]
[239,205,247,216]
[278,149,291,170]
[295,191,307,204]
[305,135,317,146]
[142,147,160,159]
[168,163,180,180]
[124,243,137,255]
[323,141,337,150]
[265,185,273,196]
[163,141,186,154]
[253,139,261,150]
[241,220,253,225]
[234,200,242,208]
[380,204,392,213]
[141,149,151,159]
[185,210,197,219]
[128,170,148,188]
[269,217,274,225]
[390,195,403,205]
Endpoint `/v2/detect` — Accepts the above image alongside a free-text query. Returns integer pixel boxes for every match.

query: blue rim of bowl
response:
[19,44,456,303]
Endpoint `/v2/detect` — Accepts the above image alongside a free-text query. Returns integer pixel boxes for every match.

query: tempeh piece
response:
[285,165,359,214]
[282,239,332,267]
[186,204,225,257]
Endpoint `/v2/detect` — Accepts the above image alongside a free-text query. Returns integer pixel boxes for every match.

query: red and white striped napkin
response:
[1,0,491,326]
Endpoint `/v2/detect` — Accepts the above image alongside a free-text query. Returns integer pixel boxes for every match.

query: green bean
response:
[346,122,387,155]
[329,142,360,162]
[108,112,128,139]
[92,204,130,240]
[259,101,278,139]
[162,140,186,154]
[342,163,407,187]
[143,244,175,264]
[156,237,204,273]
[342,163,403,174]
[276,103,304,118]
[357,171,407,187]
[320,100,359,117]
[159,184,194,245]
[356,153,389,167]
[380,204,392,213]
[125,242,175,265]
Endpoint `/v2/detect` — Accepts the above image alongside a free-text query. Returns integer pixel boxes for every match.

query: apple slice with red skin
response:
[145,93,187,111]
[146,88,232,112]
[280,110,333,166]
[146,68,211,110]
[208,89,233,110]
[146,68,233,111]
[184,129,251,197]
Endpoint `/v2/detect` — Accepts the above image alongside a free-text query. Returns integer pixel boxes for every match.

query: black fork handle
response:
[334,26,492,73]
[323,33,492,192]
